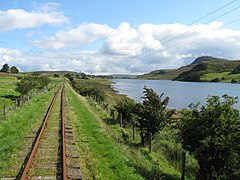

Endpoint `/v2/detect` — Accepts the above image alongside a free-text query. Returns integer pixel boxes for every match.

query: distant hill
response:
[137,56,240,82]
[176,59,240,81]
[137,65,194,80]
[191,56,227,64]
[32,70,77,75]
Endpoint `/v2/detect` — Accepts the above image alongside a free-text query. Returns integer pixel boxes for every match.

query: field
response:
[0,82,59,177]
[0,74,20,112]
[200,71,240,82]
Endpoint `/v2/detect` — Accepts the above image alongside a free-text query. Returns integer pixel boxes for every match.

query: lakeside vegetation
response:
[0,72,239,179]
[69,76,240,179]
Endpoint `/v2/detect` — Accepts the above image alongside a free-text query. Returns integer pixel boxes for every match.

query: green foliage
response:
[210,78,221,82]
[66,86,144,179]
[10,66,19,74]
[64,73,74,81]
[134,86,175,146]
[0,87,57,177]
[201,71,240,83]
[72,79,106,102]
[177,59,240,82]
[114,97,135,125]
[53,74,59,77]
[15,76,51,95]
[232,65,240,74]
[179,95,240,179]
[0,63,10,73]
[231,79,238,84]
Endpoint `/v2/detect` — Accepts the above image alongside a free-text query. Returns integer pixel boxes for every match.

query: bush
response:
[179,95,240,179]
[231,79,238,83]
[210,78,221,82]
[16,76,51,95]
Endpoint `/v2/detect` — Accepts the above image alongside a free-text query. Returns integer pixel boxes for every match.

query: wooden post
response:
[119,113,122,127]
[132,123,135,141]
[181,150,186,180]
[111,109,115,120]
[149,133,152,153]
[14,99,17,110]
[3,105,6,117]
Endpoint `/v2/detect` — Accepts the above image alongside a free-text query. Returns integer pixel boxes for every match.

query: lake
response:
[111,79,240,110]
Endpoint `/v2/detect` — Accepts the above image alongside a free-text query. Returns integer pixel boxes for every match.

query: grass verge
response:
[66,84,144,179]
[66,84,182,179]
[0,84,59,177]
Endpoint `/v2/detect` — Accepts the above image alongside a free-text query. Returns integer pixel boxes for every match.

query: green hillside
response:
[137,65,195,80]
[176,59,240,82]
[138,56,240,83]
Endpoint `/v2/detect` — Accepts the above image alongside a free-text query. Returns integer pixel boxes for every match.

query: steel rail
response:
[62,84,68,179]
[20,85,63,179]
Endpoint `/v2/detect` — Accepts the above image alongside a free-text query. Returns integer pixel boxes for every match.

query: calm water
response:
[111,79,240,110]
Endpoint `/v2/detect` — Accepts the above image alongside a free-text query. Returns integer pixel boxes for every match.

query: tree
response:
[10,66,19,73]
[16,76,38,95]
[179,95,240,179]
[135,86,175,146]
[16,76,51,95]
[115,97,135,125]
[232,65,240,74]
[0,63,10,73]
[64,73,74,81]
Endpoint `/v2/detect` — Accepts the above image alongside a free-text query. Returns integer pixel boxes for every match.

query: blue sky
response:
[1,0,240,73]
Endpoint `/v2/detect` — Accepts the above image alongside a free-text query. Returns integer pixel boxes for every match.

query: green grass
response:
[66,84,184,179]
[201,72,240,82]
[72,78,127,108]
[0,83,59,177]
[67,84,144,179]
[0,76,20,110]
[87,98,184,179]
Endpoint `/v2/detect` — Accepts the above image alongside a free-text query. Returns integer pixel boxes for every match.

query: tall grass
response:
[0,85,59,177]
[66,85,144,179]
[66,84,183,179]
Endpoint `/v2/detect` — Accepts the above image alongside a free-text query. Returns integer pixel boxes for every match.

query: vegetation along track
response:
[18,84,81,179]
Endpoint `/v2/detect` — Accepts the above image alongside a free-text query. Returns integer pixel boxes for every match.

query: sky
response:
[1,0,240,74]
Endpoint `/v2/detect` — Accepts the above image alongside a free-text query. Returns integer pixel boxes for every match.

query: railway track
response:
[17,84,81,180]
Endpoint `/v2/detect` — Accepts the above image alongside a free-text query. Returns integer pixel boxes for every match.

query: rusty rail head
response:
[62,83,68,180]
[20,85,63,180]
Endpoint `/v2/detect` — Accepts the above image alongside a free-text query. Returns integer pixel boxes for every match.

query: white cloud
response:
[2,21,240,74]
[0,6,68,32]
[32,23,113,49]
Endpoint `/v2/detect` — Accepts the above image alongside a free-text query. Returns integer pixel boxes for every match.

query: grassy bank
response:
[0,75,20,111]
[67,81,194,179]
[0,81,60,177]
[70,78,198,179]
[66,84,145,179]
[200,71,240,83]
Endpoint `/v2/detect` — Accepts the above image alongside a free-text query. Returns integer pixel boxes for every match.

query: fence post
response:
[119,113,122,127]
[132,123,135,141]
[111,109,115,120]
[149,133,152,153]
[181,150,186,180]
[14,99,17,110]
[3,105,6,117]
